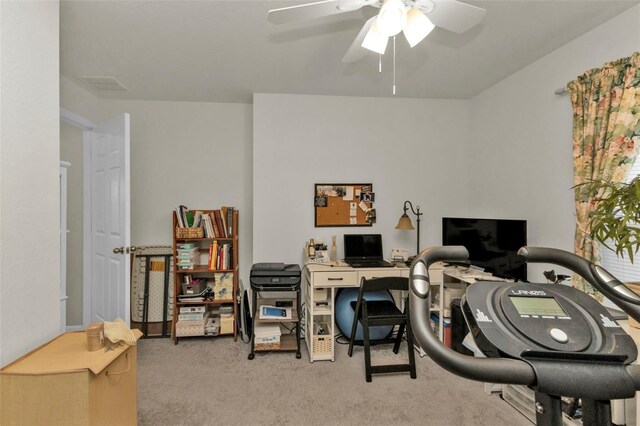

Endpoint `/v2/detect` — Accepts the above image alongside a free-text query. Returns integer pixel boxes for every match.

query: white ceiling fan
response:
[267,0,487,63]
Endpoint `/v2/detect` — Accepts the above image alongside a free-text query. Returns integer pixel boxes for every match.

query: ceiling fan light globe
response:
[361,22,388,54]
[403,8,435,47]
[376,0,407,37]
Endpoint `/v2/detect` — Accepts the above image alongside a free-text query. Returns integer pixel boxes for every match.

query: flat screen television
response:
[442,217,527,281]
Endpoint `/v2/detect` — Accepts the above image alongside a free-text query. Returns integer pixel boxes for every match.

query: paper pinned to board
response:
[350,217,357,224]
[359,201,369,212]
[343,186,354,201]
[350,209,357,217]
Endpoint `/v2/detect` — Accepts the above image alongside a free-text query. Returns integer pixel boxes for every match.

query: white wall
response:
[60,77,253,297]
[469,4,640,280]
[1,0,60,366]
[253,94,472,264]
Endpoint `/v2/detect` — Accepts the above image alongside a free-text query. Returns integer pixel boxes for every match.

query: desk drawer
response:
[312,271,357,287]
[359,269,404,281]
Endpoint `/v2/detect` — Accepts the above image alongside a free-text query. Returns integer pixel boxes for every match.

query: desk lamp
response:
[395,200,422,256]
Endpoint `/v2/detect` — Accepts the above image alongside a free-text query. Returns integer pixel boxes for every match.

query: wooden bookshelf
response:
[172,208,239,344]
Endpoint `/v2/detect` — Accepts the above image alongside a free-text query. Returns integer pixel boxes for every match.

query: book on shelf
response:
[220,207,228,238]
[202,214,214,238]
[207,242,232,270]
[193,211,203,228]
[175,205,186,227]
[209,240,218,270]
[259,305,292,320]
[223,206,234,237]
[178,290,210,302]
[213,210,225,238]
[185,210,195,227]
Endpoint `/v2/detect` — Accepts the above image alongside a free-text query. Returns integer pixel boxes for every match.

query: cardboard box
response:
[176,319,205,336]
[1,330,141,425]
[220,313,235,334]
[212,272,234,300]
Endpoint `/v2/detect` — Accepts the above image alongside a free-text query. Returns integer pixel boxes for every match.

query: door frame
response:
[60,108,96,327]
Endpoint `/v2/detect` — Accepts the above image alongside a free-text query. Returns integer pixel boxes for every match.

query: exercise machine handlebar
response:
[518,247,640,323]
[409,246,537,386]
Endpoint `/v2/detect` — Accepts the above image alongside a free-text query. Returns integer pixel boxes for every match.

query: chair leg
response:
[348,305,360,358]
[393,322,405,354]
[362,305,372,382]
[405,306,417,379]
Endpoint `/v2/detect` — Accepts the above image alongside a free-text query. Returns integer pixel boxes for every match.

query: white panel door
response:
[87,114,131,325]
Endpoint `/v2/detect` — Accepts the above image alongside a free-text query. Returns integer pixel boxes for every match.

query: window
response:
[600,157,640,283]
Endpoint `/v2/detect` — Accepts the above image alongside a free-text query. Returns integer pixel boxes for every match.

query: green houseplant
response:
[584,175,640,263]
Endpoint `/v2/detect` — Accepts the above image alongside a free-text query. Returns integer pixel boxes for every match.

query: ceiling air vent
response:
[78,76,128,92]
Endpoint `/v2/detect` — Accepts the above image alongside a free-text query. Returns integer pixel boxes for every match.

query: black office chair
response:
[348,276,417,382]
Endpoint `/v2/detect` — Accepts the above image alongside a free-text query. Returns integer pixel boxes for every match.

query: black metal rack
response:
[248,264,302,360]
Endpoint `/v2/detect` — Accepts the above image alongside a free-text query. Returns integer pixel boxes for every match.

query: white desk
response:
[303,262,444,362]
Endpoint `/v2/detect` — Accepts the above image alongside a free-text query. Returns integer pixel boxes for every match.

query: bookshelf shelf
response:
[177,266,235,273]
[176,299,234,305]
[172,208,239,344]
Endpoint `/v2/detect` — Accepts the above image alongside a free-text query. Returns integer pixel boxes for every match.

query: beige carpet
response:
[137,337,531,426]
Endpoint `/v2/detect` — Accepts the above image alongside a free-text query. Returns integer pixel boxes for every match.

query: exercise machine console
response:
[409,246,640,426]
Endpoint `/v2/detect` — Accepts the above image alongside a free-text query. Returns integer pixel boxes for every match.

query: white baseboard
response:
[66,325,85,331]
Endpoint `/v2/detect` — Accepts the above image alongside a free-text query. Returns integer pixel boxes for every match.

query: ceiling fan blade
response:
[426,0,486,34]
[342,16,377,63]
[267,0,368,24]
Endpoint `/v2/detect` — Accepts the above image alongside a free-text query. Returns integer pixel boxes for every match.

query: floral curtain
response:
[568,52,640,296]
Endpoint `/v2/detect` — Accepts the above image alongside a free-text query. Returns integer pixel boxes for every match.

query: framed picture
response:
[314,183,373,227]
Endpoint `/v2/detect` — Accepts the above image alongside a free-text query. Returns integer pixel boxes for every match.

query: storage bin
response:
[214,284,233,300]
[175,319,205,336]
[255,341,281,351]
[220,314,234,334]
[181,280,207,295]
[313,335,332,355]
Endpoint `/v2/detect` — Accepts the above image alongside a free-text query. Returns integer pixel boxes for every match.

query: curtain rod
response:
[555,87,568,95]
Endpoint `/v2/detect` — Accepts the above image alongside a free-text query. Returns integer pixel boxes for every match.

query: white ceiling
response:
[60,0,639,103]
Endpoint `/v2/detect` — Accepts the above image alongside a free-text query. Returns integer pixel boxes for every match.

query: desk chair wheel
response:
[248,353,255,360]
[296,352,301,359]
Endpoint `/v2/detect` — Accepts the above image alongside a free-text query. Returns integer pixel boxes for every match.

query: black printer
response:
[250,263,301,291]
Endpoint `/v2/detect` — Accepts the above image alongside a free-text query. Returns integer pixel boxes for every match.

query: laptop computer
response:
[343,234,394,268]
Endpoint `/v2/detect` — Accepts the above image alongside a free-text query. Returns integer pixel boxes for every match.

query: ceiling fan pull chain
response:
[392,36,396,95]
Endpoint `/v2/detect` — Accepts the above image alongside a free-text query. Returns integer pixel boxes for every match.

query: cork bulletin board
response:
[314,183,375,227]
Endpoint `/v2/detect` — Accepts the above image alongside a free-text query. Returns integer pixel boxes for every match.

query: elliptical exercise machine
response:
[409,246,640,426]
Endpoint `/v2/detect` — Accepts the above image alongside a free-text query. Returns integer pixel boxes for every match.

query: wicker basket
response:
[313,335,332,355]
[175,227,204,239]
[255,342,281,351]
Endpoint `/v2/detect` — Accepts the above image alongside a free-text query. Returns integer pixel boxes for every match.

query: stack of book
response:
[175,306,207,337]
[208,241,233,270]
[177,243,199,270]
[174,206,235,238]
[200,207,235,238]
